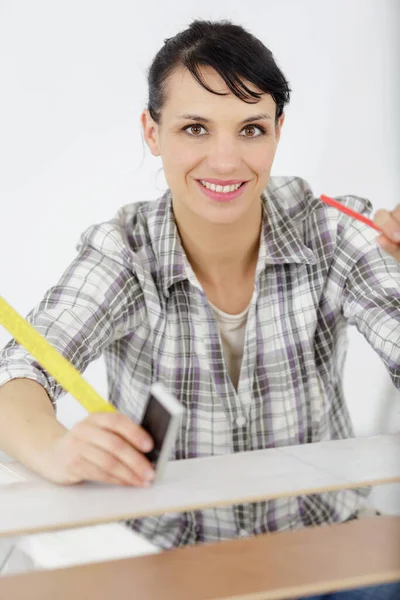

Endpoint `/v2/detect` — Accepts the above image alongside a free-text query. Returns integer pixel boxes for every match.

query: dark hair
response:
[147,19,291,128]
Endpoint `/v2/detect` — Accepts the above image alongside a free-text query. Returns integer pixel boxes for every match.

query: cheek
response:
[162,144,200,180]
[249,143,276,174]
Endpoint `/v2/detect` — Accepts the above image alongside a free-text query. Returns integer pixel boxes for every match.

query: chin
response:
[199,204,249,226]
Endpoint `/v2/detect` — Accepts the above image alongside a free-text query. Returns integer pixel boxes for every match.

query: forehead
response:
[162,66,276,119]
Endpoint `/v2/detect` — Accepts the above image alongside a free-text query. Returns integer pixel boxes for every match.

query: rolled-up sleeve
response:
[337,208,400,390]
[0,236,144,406]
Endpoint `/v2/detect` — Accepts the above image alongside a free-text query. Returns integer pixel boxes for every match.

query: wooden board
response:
[1,516,399,600]
[0,433,399,537]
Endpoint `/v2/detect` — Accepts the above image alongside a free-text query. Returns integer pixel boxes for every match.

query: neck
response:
[172,200,263,287]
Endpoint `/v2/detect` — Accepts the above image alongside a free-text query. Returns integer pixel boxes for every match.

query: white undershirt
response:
[209,301,251,390]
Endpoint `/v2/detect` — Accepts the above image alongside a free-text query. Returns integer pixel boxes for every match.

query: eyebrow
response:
[176,113,272,124]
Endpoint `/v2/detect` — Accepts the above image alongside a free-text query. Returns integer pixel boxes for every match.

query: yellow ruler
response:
[0,296,116,413]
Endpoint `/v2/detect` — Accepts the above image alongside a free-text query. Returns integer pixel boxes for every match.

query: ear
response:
[275,112,285,143]
[140,109,161,156]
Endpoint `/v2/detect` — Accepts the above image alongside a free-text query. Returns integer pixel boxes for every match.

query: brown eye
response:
[244,126,256,137]
[183,124,206,136]
[240,124,266,138]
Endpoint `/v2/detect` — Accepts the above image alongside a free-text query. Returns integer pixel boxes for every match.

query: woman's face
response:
[141,66,284,226]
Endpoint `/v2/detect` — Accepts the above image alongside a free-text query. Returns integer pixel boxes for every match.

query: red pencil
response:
[320,194,383,234]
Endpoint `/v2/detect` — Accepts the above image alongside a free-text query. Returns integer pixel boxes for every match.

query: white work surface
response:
[1,432,399,539]
[0,523,159,576]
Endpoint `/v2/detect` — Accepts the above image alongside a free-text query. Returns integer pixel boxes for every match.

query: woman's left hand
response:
[374,204,400,262]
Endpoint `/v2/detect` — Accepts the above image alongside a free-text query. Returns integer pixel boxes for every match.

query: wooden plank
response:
[0,432,399,538]
[1,516,399,600]
[280,432,400,485]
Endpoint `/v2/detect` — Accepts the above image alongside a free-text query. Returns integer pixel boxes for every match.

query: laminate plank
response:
[280,433,400,487]
[1,433,399,538]
[1,516,399,600]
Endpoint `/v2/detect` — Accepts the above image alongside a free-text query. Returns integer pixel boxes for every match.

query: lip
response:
[195,179,248,203]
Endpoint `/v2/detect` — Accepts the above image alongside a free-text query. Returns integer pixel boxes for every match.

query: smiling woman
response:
[0,18,400,600]
[141,21,288,276]
[139,24,289,312]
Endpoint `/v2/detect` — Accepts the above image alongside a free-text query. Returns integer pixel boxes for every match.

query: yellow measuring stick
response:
[0,296,116,413]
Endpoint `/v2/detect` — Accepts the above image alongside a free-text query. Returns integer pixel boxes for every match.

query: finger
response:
[74,422,155,483]
[78,444,149,487]
[374,210,400,243]
[392,203,400,227]
[88,412,153,453]
[69,454,134,486]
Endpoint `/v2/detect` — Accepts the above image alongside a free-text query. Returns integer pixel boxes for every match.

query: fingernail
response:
[142,439,153,452]
[145,469,155,481]
[393,232,400,242]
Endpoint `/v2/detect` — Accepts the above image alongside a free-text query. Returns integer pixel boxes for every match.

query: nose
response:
[205,133,242,174]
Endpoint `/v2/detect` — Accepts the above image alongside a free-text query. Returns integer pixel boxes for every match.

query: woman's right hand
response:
[37,412,155,487]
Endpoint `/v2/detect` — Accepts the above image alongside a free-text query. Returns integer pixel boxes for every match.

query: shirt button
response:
[238,529,249,538]
[236,416,246,427]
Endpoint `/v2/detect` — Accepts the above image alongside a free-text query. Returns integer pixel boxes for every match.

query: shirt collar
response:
[257,184,317,273]
[150,180,317,297]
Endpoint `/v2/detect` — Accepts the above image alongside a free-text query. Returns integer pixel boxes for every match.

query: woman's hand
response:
[374,204,400,262]
[37,412,155,487]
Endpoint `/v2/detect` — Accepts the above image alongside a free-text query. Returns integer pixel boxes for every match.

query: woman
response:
[0,19,399,599]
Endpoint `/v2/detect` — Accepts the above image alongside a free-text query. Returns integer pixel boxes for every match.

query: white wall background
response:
[1,0,399,511]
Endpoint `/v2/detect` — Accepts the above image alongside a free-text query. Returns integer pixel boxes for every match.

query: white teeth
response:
[200,180,243,193]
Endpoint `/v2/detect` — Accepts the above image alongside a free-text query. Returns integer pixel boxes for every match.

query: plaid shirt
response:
[1,176,399,549]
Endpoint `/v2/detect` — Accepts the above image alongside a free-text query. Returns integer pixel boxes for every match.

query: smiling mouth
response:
[198,180,246,193]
